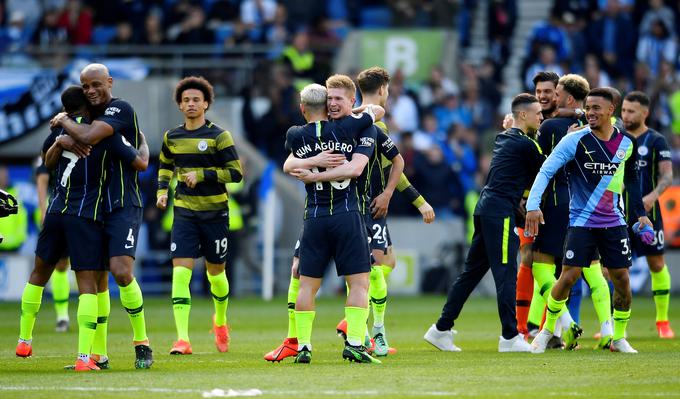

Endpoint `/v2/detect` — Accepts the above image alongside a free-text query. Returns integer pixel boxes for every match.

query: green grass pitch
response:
[1,295,679,398]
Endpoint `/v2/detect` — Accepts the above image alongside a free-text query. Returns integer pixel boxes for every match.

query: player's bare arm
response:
[51,112,114,146]
[282,151,346,174]
[643,160,672,212]
[292,153,370,183]
[371,154,404,218]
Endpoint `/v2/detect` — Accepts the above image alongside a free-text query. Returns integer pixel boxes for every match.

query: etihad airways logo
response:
[583,162,620,175]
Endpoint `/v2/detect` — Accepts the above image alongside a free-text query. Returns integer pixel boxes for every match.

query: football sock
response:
[545,294,567,334]
[119,278,148,342]
[19,283,44,341]
[172,266,192,342]
[567,278,582,324]
[527,280,545,328]
[532,262,557,302]
[345,306,369,347]
[651,265,671,322]
[380,265,393,281]
[77,294,98,356]
[207,270,229,327]
[287,277,300,339]
[92,290,110,357]
[369,266,387,328]
[613,309,631,340]
[295,310,315,351]
[51,269,70,321]
[583,262,611,330]
[516,263,533,332]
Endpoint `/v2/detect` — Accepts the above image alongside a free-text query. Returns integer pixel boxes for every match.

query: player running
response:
[50,63,153,368]
[424,94,545,352]
[156,76,242,355]
[621,91,674,338]
[527,88,652,354]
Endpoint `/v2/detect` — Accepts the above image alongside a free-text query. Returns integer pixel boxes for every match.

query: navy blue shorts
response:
[364,214,390,254]
[171,217,229,264]
[629,218,665,257]
[297,212,372,278]
[563,226,631,269]
[104,206,142,258]
[36,213,105,271]
[533,204,569,260]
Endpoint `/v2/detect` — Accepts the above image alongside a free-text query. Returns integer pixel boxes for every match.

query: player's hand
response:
[567,123,580,133]
[182,171,199,188]
[502,113,514,130]
[370,191,392,219]
[291,168,315,184]
[642,193,657,212]
[418,202,435,224]
[525,209,544,237]
[311,150,346,169]
[156,194,168,210]
[57,135,91,158]
[50,112,68,128]
[633,218,654,245]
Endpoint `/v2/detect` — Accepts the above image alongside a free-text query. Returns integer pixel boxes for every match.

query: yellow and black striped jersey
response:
[157,120,242,221]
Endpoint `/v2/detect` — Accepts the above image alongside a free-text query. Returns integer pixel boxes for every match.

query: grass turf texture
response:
[1,296,679,398]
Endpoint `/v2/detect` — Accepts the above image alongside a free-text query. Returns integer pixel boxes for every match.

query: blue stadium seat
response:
[360,7,391,28]
[327,0,348,20]
[91,26,118,45]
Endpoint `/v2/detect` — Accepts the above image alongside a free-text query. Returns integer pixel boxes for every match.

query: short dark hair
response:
[357,67,391,95]
[624,91,650,107]
[587,87,614,103]
[558,74,590,102]
[511,93,539,114]
[532,71,559,88]
[174,76,214,107]
[61,85,88,114]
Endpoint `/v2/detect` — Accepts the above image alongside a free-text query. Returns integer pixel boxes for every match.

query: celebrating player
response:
[51,63,153,368]
[621,91,674,338]
[156,76,242,355]
[527,88,652,354]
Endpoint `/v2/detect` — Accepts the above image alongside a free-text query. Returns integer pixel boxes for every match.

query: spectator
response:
[640,0,675,35]
[432,93,470,133]
[167,5,213,44]
[412,146,464,219]
[2,11,31,53]
[57,0,93,45]
[6,0,41,36]
[387,78,419,135]
[419,65,459,110]
[636,18,677,76]
[32,7,68,48]
[413,112,444,151]
[524,45,563,90]
[584,54,611,89]
[587,0,636,78]
[240,0,277,43]
[141,8,165,45]
[111,21,134,45]
[280,30,314,90]
[525,7,571,64]
[441,124,477,195]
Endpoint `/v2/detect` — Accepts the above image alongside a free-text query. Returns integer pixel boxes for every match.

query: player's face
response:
[535,81,557,113]
[80,71,112,107]
[555,84,570,109]
[179,88,208,119]
[585,96,613,130]
[524,102,543,133]
[327,87,355,119]
[621,100,647,132]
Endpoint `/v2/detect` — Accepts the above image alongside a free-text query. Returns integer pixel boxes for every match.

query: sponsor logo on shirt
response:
[359,137,375,147]
[104,106,121,116]
[584,162,619,175]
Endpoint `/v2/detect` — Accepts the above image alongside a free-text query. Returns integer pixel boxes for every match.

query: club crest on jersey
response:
[198,140,208,151]
[616,149,626,159]
[566,250,574,259]
[638,146,648,156]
